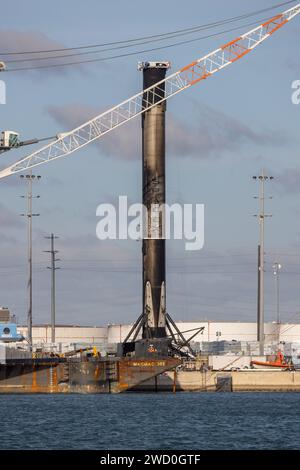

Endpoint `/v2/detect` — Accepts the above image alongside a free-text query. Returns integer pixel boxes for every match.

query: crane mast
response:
[0,3,299,179]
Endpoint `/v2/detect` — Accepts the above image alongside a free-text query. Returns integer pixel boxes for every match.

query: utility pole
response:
[45,234,60,344]
[253,170,273,356]
[257,244,261,345]
[20,172,41,349]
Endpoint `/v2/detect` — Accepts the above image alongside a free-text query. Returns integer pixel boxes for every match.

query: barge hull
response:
[0,357,180,393]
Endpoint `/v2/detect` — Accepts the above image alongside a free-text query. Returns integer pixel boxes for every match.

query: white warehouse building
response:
[18,321,300,348]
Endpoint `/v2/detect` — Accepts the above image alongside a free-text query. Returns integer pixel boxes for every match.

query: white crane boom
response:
[1,3,299,179]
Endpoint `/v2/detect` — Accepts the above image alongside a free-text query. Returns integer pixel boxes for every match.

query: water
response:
[1,393,300,450]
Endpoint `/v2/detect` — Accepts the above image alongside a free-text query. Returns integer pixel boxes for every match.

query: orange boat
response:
[250,351,294,370]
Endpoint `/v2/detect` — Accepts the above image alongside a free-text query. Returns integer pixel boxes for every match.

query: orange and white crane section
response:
[0,3,299,179]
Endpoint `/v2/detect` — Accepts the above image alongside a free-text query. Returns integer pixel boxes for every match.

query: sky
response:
[0,0,300,328]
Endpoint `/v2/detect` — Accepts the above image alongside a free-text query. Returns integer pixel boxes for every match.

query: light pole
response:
[20,172,41,349]
[273,262,282,325]
[253,170,273,355]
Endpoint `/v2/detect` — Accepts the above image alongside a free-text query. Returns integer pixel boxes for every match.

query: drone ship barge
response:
[0,313,180,394]
[0,349,180,394]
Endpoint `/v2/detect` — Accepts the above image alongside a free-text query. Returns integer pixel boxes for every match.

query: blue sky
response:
[0,0,300,327]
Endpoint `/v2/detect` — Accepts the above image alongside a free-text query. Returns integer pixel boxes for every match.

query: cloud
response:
[286,59,300,73]
[47,102,284,161]
[47,103,140,160]
[0,203,23,228]
[0,30,84,76]
[274,168,300,195]
[168,103,285,158]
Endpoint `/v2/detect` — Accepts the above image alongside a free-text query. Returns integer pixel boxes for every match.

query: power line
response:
[0,1,295,57]
[3,2,297,72]
[1,21,269,64]
[3,5,294,65]
[3,21,264,72]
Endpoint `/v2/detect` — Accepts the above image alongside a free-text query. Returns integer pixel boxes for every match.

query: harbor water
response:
[1,392,300,450]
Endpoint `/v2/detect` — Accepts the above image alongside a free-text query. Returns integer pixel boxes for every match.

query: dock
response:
[132,370,300,392]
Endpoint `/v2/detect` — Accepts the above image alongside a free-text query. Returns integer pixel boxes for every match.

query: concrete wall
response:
[230,370,300,391]
[134,370,300,392]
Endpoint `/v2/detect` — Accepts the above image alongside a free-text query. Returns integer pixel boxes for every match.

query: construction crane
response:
[0,130,56,155]
[0,3,299,179]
